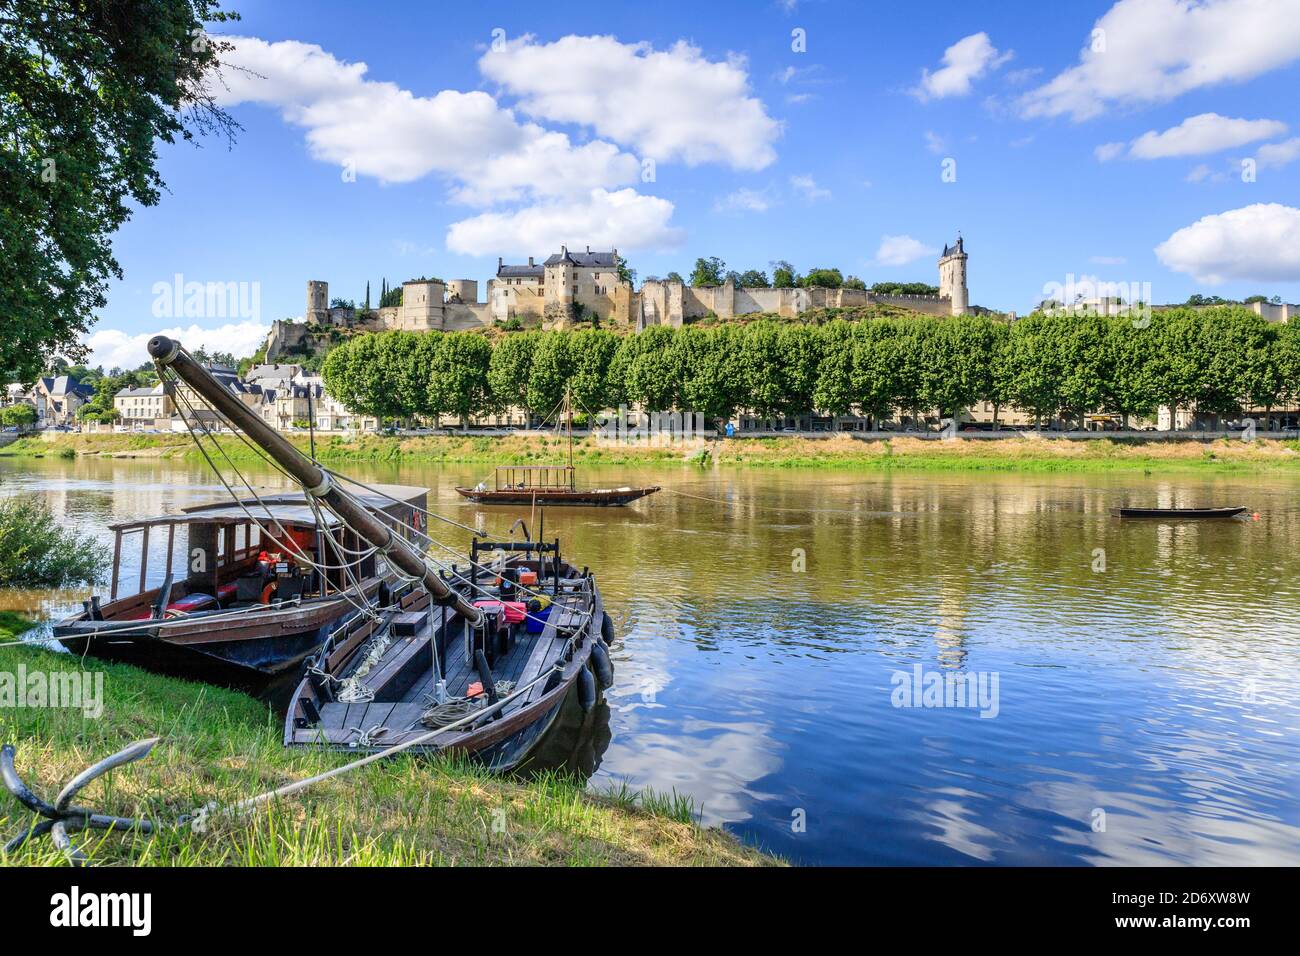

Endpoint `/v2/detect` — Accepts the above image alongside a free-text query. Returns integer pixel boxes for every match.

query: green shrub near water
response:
[0,498,108,588]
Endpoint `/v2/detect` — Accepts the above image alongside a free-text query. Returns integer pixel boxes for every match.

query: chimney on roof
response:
[528,256,534,267]
[498,257,503,270]
[586,245,591,254]
[561,245,567,256]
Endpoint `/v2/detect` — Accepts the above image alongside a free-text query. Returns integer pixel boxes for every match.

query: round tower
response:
[938,238,968,315]
[446,279,478,305]
[307,280,329,324]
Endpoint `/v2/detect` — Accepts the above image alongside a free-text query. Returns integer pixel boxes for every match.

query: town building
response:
[113,383,174,428]
[32,375,94,427]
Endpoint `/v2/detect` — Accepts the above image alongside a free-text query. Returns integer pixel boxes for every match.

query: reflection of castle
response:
[293,235,972,335]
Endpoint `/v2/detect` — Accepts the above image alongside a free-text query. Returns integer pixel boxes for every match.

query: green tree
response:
[1275,319,1300,409]
[613,326,679,412]
[488,330,539,422]
[799,267,844,289]
[771,261,798,288]
[427,332,492,428]
[1104,318,1161,427]
[322,334,407,425]
[1,1,240,382]
[526,332,575,421]
[671,325,747,425]
[0,404,37,428]
[689,257,727,287]
[568,329,620,414]
[852,321,904,429]
[615,254,636,287]
[737,269,770,288]
[918,315,996,424]
[812,320,858,416]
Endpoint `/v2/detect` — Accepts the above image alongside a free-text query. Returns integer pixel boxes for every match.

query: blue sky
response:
[88,0,1300,367]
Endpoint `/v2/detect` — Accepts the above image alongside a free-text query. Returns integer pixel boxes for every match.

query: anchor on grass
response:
[1,737,161,865]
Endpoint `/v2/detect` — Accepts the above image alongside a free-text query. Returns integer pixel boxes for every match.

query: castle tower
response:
[307,280,329,324]
[446,279,478,305]
[938,237,968,315]
[400,278,445,330]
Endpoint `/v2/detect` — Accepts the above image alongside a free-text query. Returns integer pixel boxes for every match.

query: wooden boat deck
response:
[311,587,589,744]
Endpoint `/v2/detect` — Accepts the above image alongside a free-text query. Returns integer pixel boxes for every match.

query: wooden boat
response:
[457,464,659,506]
[1110,506,1247,519]
[284,541,614,771]
[53,485,429,691]
[455,390,659,507]
[146,335,615,771]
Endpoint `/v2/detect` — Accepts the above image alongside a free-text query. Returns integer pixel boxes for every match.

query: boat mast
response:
[566,387,574,471]
[147,336,484,627]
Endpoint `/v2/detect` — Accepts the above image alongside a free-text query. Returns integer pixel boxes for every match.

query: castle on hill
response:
[265,239,971,359]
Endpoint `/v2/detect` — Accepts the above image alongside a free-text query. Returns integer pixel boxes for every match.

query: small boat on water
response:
[1110,506,1248,519]
[456,390,659,507]
[145,335,616,770]
[53,485,429,690]
[285,539,614,770]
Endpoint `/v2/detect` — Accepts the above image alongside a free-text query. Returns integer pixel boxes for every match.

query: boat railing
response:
[493,465,576,492]
[107,518,265,601]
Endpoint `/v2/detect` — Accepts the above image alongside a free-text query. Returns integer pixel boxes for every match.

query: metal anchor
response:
[1,737,161,865]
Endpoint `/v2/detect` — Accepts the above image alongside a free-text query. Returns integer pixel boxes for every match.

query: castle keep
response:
[268,238,971,358]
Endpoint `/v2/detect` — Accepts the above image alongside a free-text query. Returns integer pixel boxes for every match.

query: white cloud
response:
[218,36,639,202]
[1185,163,1213,182]
[84,322,270,372]
[913,32,1012,100]
[874,235,939,267]
[216,35,697,255]
[1128,113,1286,158]
[1155,203,1300,283]
[479,35,780,169]
[1090,255,1128,265]
[924,130,948,154]
[714,188,771,213]
[1095,142,1125,162]
[1257,137,1300,169]
[1020,0,1300,121]
[789,174,830,201]
[446,188,684,257]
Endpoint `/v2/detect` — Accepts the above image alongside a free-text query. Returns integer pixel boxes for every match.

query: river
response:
[2,454,1299,865]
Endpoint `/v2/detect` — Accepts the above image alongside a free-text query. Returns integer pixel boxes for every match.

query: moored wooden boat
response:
[146,335,617,771]
[456,466,659,507]
[1110,506,1247,519]
[285,546,614,771]
[456,390,659,507]
[53,485,429,691]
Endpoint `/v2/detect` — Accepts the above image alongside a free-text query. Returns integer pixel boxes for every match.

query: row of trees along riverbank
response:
[320,306,1297,429]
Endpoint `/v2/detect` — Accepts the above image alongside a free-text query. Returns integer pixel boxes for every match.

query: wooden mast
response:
[147,335,484,627]
[566,387,574,489]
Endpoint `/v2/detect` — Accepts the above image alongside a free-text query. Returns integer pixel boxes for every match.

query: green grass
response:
[9,430,1300,476]
[0,641,774,866]
[0,612,36,642]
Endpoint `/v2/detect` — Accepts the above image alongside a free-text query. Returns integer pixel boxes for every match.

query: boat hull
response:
[53,589,378,694]
[1110,506,1247,519]
[455,486,659,506]
[285,561,609,774]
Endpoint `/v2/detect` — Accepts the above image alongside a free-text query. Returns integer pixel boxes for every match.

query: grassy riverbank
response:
[0,638,773,866]
[5,430,1300,474]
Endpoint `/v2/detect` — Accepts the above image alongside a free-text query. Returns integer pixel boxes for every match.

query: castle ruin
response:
[267,237,971,358]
